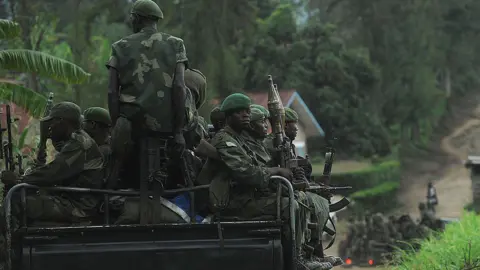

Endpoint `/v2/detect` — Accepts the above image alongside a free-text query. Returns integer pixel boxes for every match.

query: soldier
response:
[351,219,368,260]
[387,215,402,240]
[275,107,339,265]
[210,106,225,134]
[367,213,392,255]
[83,107,111,158]
[184,68,208,149]
[418,202,436,229]
[242,106,271,165]
[0,102,104,224]
[105,0,188,190]
[426,182,438,213]
[199,93,331,270]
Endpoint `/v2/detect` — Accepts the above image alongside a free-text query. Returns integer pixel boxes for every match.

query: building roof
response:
[211,90,324,137]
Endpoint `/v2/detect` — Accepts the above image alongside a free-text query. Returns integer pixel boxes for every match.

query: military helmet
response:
[131,0,164,19]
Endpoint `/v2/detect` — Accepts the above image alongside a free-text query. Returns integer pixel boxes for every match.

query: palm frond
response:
[0,50,91,84]
[0,19,21,40]
[0,83,47,118]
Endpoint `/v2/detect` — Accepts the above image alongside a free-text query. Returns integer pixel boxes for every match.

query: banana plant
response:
[0,19,91,117]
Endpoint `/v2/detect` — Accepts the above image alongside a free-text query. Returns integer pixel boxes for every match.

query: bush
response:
[349,181,400,213]
[313,160,401,195]
[392,212,480,270]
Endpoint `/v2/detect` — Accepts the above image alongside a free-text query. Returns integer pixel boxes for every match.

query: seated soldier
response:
[82,107,112,179]
[209,106,225,135]
[0,102,104,227]
[246,105,341,267]
[198,94,331,270]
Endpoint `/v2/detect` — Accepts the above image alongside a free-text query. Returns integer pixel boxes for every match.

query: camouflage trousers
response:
[233,192,308,253]
[0,194,86,261]
[304,192,329,243]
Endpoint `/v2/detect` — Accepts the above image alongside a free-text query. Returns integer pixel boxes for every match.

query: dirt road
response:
[327,107,479,269]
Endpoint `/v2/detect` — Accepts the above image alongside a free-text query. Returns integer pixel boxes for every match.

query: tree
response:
[0,19,90,117]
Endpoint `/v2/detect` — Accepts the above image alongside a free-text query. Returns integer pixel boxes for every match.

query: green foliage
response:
[326,160,401,194]
[0,50,90,85]
[392,212,480,270]
[0,20,21,40]
[0,83,47,118]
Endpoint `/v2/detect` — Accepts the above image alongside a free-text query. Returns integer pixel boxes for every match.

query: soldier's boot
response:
[321,255,344,267]
[297,257,333,270]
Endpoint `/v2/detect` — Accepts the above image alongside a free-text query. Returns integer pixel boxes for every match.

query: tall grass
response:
[391,212,480,270]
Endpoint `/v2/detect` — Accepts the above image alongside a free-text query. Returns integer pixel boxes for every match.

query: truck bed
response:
[16,221,284,270]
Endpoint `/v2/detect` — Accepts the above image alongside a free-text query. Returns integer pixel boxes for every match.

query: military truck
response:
[3,175,351,270]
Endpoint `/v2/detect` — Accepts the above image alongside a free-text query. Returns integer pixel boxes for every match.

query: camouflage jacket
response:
[107,26,188,132]
[241,131,272,166]
[199,126,271,211]
[23,130,104,211]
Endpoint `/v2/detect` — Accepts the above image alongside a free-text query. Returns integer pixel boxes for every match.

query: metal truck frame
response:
[4,176,298,270]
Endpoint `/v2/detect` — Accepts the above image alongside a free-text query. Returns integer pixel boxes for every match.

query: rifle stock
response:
[35,92,54,166]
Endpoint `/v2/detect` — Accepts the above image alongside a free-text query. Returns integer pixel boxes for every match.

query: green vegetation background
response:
[3,0,480,160]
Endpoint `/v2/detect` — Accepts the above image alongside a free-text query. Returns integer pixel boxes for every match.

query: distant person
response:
[426,182,438,213]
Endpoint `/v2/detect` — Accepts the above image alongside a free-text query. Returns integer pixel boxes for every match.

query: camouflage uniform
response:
[83,107,112,179]
[106,1,188,189]
[199,94,329,269]
[3,102,104,223]
[184,68,208,149]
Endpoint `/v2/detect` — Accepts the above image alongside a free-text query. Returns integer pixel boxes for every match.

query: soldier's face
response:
[228,109,250,130]
[49,117,69,142]
[250,119,268,138]
[285,121,298,140]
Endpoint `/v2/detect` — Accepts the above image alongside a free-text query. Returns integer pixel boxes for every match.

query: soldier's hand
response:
[171,133,186,160]
[39,120,51,139]
[1,171,19,186]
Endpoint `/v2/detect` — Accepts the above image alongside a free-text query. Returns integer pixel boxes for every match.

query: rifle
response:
[309,129,352,202]
[267,75,308,189]
[35,92,54,166]
[0,105,24,196]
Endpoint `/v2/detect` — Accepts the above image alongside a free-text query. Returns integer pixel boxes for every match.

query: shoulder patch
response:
[225,142,236,147]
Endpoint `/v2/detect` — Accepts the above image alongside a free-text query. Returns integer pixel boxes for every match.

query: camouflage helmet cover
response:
[131,0,164,19]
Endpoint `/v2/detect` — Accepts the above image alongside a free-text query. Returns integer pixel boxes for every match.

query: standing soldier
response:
[426,182,438,213]
[105,0,188,192]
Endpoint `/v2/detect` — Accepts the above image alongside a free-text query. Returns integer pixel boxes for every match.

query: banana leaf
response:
[0,83,47,118]
[0,49,91,84]
[0,19,21,40]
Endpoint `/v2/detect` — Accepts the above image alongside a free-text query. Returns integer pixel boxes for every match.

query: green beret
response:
[285,107,299,122]
[250,107,265,122]
[210,106,225,123]
[220,93,251,112]
[251,104,270,118]
[83,107,112,126]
